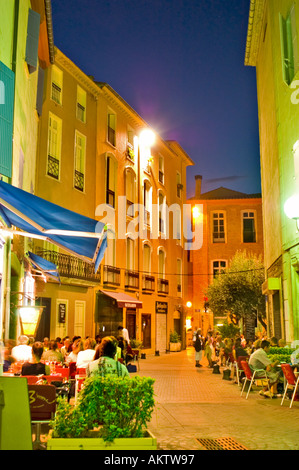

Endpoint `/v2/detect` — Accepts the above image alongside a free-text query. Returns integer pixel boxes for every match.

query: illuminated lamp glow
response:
[186,301,192,308]
[139,129,155,147]
[18,306,43,337]
[284,194,299,220]
[192,206,201,219]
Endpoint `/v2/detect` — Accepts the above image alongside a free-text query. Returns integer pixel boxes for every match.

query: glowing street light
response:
[284,194,299,229]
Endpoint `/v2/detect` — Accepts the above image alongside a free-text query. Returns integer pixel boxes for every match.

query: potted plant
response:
[47,375,156,450]
[169,331,181,352]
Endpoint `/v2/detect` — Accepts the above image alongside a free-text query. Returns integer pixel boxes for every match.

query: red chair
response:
[28,384,56,449]
[55,367,70,381]
[76,367,86,376]
[240,361,271,399]
[235,356,248,386]
[280,364,299,408]
[22,375,42,385]
[69,362,77,379]
[43,374,63,384]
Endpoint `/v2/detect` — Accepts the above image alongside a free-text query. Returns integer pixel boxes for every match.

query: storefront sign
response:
[58,303,66,324]
[155,301,168,314]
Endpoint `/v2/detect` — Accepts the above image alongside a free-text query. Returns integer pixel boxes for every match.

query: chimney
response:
[195,175,202,198]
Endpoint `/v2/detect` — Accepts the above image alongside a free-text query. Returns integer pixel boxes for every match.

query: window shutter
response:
[280,14,290,83]
[0,61,15,178]
[25,9,40,72]
[36,66,45,116]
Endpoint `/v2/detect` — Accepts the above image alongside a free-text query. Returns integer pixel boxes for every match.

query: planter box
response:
[47,430,157,450]
[169,342,181,352]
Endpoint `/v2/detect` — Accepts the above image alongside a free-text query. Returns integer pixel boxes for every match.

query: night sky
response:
[51,0,260,199]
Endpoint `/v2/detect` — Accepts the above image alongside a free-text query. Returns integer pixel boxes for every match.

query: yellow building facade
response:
[32,48,194,353]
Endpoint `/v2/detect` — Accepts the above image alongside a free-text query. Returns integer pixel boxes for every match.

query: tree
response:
[207,251,266,336]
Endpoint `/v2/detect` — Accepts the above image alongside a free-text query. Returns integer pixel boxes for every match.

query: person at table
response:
[11,335,32,362]
[64,337,83,364]
[249,339,282,397]
[76,337,96,368]
[42,339,63,363]
[86,336,129,378]
[21,342,51,376]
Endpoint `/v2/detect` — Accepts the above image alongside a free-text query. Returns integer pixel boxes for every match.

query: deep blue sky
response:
[51,0,260,199]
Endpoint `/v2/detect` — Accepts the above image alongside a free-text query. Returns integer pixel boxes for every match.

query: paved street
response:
[136,348,299,451]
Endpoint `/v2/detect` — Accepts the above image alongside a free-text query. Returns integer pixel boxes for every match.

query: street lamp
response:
[284,194,299,230]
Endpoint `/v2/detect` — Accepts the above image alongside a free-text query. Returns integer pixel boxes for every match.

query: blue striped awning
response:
[0,180,107,272]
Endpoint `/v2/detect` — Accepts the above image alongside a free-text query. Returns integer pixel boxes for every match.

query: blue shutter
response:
[25,9,40,72]
[0,61,15,178]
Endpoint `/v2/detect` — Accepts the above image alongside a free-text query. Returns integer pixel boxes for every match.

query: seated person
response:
[86,336,129,378]
[42,340,63,363]
[233,338,249,360]
[125,341,134,364]
[21,342,51,376]
[76,337,96,368]
[249,339,282,397]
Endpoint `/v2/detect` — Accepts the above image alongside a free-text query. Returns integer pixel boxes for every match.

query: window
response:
[74,131,86,191]
[47,113,62,180]
[51,65,63,105]
[126,237,135,271]
[107,112,116,146]
[280,4,299,85]
[143,180,152,226]
[106,155,117,208]
[127,127,136,161]
[125,168,136,215]
[143,243,151,274]
[158,191,166,234]
[177,172,182,198]
[159,155,164,184]
[212,212,225,243]
[242,211,256,243]
[177,258,182,296]
[158,248,166,278]
[76,86,86,123]
[213,260,227,278]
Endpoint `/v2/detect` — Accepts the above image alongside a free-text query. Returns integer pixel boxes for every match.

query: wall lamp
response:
[284,194,299,230]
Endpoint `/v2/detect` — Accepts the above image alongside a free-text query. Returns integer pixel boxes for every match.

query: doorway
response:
[142,314,151,348]
[126,309,136,340]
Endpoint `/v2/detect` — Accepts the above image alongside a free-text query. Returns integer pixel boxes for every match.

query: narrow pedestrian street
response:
[136,349,299,451]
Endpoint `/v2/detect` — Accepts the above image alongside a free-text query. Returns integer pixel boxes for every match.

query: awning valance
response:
[26,251,60,283]
[0,180,107,272]
[100,290,143,309]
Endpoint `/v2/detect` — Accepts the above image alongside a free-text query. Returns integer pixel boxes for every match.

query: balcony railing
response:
[157,278,169,295]
[103,265,121,286]
[36,250,101,282]
[47,155,59,180]
[125,270,139,289]
[142,274,155,292]
[74,170,84,192]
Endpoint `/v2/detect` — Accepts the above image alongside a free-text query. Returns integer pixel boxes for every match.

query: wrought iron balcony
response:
[47,155,59,180]
[74,169,84,192]
[157,278,169,295]
[142,274,155,292]
[103,265,121,286]
[125,270,139,289]
[36,250,101,282]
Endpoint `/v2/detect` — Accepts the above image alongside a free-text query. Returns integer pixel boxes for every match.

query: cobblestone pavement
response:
[135,348,299,451]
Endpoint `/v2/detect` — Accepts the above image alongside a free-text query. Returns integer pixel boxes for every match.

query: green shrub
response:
[169,331,180,343]
[50,375,155,443]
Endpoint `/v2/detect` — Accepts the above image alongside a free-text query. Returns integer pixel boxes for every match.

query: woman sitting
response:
[21,342,51,376]
[86,336,129,378]
[42,339,63,363]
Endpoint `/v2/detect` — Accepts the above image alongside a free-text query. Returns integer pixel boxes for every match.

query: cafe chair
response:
[43,374,63,384]
[240,361,271,399]
[132,349,140,371]
[280,364,299,408]
[55,367,70,381]
[22,375,42,385]
[28,384,56,449]
[75,375,86,404]
[235,356,248,386]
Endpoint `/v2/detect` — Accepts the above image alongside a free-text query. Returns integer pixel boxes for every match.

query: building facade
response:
[245,0,299,342]
[0,0,54,340]
[187,175,264,338]
[29,48,194,353]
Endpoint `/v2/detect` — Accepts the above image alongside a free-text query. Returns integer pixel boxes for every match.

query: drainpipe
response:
[44,0,55,64]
